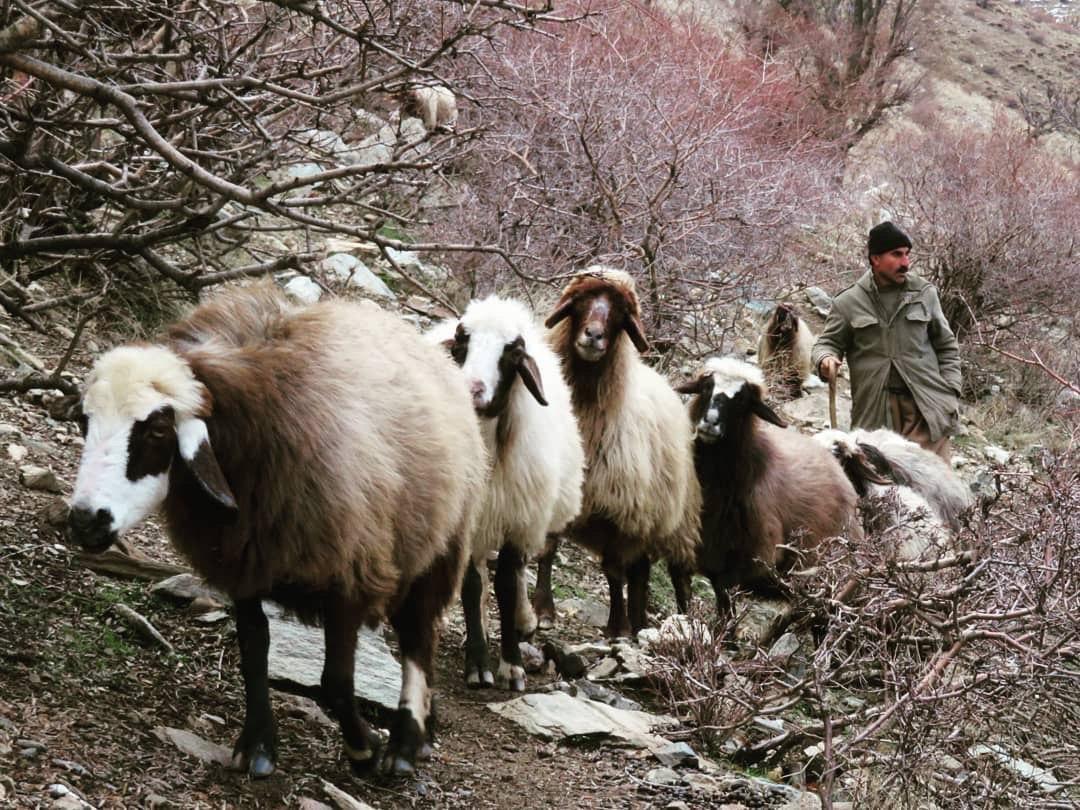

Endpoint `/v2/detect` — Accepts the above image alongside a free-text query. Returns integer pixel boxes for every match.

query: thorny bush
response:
[649,446,1080,808]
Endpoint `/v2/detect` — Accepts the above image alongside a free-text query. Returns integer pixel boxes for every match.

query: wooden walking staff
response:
[828,372,838,429]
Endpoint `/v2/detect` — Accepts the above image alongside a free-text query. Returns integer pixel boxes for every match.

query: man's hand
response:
[818,355,842,383]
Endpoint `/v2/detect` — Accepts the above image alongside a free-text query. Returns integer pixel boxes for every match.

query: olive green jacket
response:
[811,271,962,441]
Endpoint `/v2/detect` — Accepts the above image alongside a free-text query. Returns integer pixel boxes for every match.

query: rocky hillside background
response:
[2,1,1079,808]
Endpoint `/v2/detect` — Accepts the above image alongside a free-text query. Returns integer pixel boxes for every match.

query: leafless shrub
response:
[732,0,931,145]
[0,0,564,390]
[649,449,1080,807]
[445,3,844,358]
[869,115,1080,338]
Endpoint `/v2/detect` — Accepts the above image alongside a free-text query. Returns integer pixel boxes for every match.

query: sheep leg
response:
[531,534,559,630]
[461,559,494,689]
[320,595,382,775]
[494,544,527,692]
[602,559,631,639]
[668,561,694,614]
[706,573,734,618]
[626,555,652,635]
[383,539,462,775]
[231,597,276,778]
[514,560,538,639]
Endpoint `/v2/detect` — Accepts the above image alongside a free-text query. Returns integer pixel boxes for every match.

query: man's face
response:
[870,247,911,288]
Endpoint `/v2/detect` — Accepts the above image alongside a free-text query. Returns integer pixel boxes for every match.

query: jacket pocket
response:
[850,314,879,352]
[902,303,931,352]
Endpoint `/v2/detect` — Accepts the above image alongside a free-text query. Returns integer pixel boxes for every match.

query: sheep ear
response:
[517,352,548,406]
[544,295,576,328]
[674,376,705,395]
[177,418,238,513]
[624,314,650,354]
[751,399,787,429]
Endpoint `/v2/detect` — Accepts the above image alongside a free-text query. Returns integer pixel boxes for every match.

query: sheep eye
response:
[450,327,469,363]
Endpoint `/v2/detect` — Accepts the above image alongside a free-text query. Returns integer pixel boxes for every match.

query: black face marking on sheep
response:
[449,326,546,417]
[126,406,177,481]
[679,372,786,443]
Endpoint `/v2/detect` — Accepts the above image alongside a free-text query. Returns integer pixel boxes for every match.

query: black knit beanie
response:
[867,221,912,257]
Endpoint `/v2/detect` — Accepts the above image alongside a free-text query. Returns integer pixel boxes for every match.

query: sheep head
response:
[68,345,236,551]
[812,430,894,497]
[765,302,799,350]
[442,296,547,419]
[676,357,786,443]
[545,266,649,361]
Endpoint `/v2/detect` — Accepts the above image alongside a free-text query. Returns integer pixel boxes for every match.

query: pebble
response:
[19,465,63,493]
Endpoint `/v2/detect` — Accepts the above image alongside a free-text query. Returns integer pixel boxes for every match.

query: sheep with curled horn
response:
[813,429,954,562]
[537,265,701,639]
[757,302,815,401]
[66,282,487,778]
[430,295,584,691]
[676,357,862,613]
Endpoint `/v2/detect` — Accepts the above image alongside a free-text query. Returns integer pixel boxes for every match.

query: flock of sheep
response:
[63,266,972,779]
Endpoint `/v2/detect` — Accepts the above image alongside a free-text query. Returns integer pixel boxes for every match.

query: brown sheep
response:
[67,282,486,778]
[676,357,861,612]
[535,266,700,638]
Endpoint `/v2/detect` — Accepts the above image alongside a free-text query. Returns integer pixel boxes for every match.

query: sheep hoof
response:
[536,614,555,631]
[416,741,434,761]
[382,755,415,776]
[231,742,275,779]
[344,740,381,775]
[496,662,526,692]
[466,668,494,689]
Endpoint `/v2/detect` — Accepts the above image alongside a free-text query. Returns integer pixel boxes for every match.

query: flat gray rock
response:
[555,597,608,628]
[152,727,232,768]
[265,604,400,713]
[150,573,225,604]
[487,691,676,749]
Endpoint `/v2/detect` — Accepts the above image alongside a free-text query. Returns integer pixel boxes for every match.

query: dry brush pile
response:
[649,441,1080,808]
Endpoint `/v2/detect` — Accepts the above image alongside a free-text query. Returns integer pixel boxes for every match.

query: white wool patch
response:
[177,417,211,461]
[580,265,637,296]
[399,659,429,732]
[84,345,205,421]
[702,355,765,398]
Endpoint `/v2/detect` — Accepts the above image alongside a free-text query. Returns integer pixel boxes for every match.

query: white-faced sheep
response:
[813,430,953,562]
[675,357,861,612]
[757,302,815,400]
[538,266,701,638]
[841,427,973,532]
[402,84,458,131]
[67,283,486,778]
[432,295,584,691]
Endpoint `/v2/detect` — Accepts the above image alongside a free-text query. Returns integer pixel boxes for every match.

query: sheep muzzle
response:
[67,505,117,552]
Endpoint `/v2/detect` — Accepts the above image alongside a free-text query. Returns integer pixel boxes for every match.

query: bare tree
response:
[735,0,929,145]
[0,0,566,389]
[444,4,844,360]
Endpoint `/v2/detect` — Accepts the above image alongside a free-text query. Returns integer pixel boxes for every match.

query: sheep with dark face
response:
[676,357,861,611]
[757,302,815,400]
[67,283,486,778]
[813,430,953,561]
[537,266,701,638]
[432,295,584,691]
[842,428,972,532]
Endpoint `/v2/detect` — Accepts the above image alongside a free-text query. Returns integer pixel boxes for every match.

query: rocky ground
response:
[0,315,827,810]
